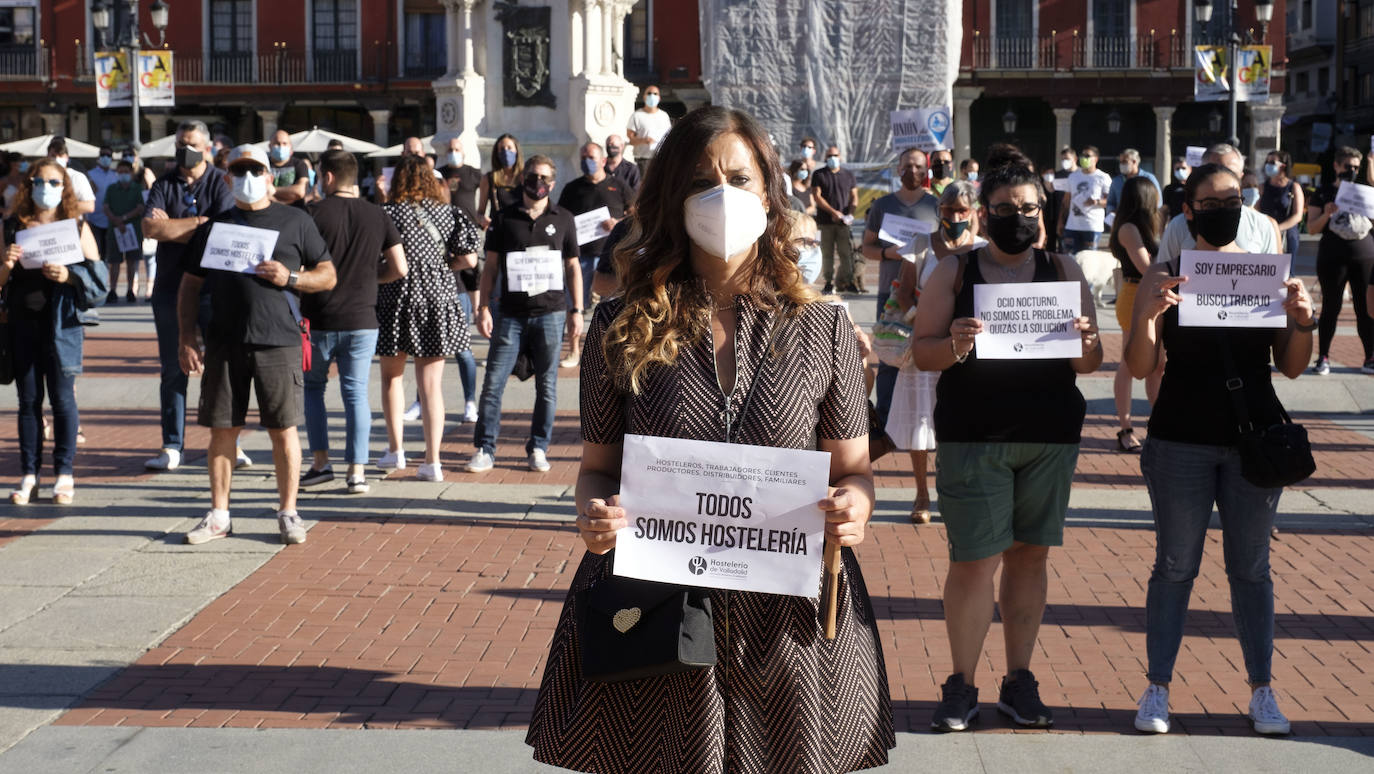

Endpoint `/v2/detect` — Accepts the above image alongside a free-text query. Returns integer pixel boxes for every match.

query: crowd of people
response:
[1,87,1368,768]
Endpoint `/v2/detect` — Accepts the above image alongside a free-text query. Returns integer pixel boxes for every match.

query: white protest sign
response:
[890,106,951,152]
[973,280,1083,359]
[574,206,612,245]
[877,213,935,246]
[616,434,831,597]
[378,166,394,193]
[1178,250,1288,328]
[200,223,279,273]
[15,219,84,269]
[506,248,564,295]
[1334,180,1374,219]
[1052,177,1071,193]
[114,224,139,253]
[1185,146,1207,168]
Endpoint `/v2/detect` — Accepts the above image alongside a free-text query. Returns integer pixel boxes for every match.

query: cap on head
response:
[227,144,269,171]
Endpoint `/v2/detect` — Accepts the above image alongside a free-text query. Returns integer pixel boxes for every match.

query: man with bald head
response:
[268,130,310,206]
[602,133,640,200]
[1155,142,1278,265]
[438,136,481,220]
[402,136,426,158]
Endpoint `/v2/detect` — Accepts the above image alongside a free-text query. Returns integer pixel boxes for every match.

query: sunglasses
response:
[182,190,199,216]
[33,178,64,188]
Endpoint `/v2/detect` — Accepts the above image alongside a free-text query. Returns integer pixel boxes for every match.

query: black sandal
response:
[1116,428,1142,453]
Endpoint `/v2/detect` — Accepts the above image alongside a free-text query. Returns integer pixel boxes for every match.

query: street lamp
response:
[1107,109,1122,135]
[1194,0,1272,149]
[92,0,170,147]
[1002,108,1018,134]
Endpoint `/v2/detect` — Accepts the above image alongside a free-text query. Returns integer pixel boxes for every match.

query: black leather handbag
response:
[1220,345,1316,489]
[576,566,715,683]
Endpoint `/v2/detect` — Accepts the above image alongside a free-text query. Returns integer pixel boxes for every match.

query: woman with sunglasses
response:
[2,158,108,504]
[1125,164,1314,736]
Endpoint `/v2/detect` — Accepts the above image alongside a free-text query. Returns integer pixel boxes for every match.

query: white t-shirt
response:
[1064,168,1112,233]
[626,108,673,160]
[1154,208,1279,265]
[64,167,96,203]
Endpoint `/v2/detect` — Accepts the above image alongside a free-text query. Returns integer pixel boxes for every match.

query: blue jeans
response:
[151,291,210,452]
[456,293,477,403]
[11,315,79,477]
[304,328,379,465]
[474,311,563,455]
[1061,229,1099,254]
[1141,437,1280,685]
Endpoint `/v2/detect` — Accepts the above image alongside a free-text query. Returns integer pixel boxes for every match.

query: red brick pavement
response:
[59,512,1374,736]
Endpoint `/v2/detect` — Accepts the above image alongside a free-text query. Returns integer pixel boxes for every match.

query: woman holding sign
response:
[527,106,894,772]
[911,157,1102,732]
[1,158,107,504]
[1124,163,1315,736]
[1306,146,1374,376]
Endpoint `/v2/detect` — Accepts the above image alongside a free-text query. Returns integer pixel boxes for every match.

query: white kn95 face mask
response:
[683,184,768,260]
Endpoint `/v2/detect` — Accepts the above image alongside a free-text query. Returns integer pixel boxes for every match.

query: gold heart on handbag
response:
[612,607,642,633]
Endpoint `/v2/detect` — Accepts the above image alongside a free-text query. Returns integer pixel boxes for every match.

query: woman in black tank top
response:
[910,159,1102,732]
[1123,164,1315,736]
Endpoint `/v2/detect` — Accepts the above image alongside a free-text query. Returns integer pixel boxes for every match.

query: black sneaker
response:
[299,466,335,487]
[822,282,834,295]
[997,669,1053,728]
[931,673,979,732]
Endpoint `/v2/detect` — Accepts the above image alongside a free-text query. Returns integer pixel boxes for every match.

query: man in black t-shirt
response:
[299,149,407,494]
[468,155,582,475]
[557,141,627,367]
[603,133,640,203]
[178,145,337,547]
[810,145,860,293]
[267,130,310,206]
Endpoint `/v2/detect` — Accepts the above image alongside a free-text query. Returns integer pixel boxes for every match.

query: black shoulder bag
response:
[1219,340,1316,488]
[576,309,779,683]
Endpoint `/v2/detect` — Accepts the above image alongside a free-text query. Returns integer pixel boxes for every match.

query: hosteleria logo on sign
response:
[687,556,707,575]
[1217,310,1228,320]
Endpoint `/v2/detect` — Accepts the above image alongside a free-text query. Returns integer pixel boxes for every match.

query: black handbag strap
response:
[1217,335,1292,433]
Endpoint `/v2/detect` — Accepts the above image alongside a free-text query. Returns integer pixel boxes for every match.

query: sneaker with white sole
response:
[528,448,551,472]
[186,510,231,545]
[346,474,369,494]
[277,511,307,545]
[145,448,182,471]
[299,466,335,487]
[417,462,444,481]
[1134,683,1170,734]
[403,400,422,421]
[930,673,979,732]
[235,448,253,469]
[463,401,479,423]
[377,449,407,470]
[1312,357,1331,376]
[559,353,580,368]
[1248,686,1291,735]
[466,449,495,473]
[1363,359,1374,375]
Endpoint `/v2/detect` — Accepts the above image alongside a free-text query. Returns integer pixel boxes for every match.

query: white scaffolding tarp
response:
[700,0,962,168]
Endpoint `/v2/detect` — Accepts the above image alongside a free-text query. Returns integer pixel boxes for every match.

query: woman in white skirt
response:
[888,181,985,523]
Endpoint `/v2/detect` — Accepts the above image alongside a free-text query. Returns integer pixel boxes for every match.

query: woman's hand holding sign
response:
[1142,273,1188,321]
[949,316,981,361]
[1282,277,1314,327]
[578,495,628,555]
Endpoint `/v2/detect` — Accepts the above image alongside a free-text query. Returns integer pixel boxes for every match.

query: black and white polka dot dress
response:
[377,200,481,358]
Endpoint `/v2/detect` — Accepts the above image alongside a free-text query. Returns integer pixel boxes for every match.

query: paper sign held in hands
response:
[574,206,612,245]
[1334,180,1374,220]
[877,213,935,247]
[1186,146,1207,168]
[1177,250,1288,328]
[201,223,279,274]
[507,248,564,296]
[973,280,1083,359]
[114,224,139,254]
[616,434,832,597]
[15,219,84,269]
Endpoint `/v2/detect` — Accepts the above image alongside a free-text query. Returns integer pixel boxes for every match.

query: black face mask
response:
[176,145,203,171]
[941,218,969,241]
[930,162,949,179]
[523,172,551,201]
[985,212,1039,255]
[606,145,621,159]
[1338,169,1357,182]
[1188,206,1242,247]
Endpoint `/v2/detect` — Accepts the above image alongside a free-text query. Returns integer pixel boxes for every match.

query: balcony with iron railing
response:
[968,29,1190,72]
[71,42,401,85]
[0,43,49,80]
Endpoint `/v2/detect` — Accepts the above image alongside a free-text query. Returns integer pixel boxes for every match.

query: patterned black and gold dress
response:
[526,295,895,774]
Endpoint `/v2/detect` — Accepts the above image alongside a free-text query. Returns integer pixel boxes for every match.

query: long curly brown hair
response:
[604,106,816,394]
[14,158,83,225]
[388,154,444,204]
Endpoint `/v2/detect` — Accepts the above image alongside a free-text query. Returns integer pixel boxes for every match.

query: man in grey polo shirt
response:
[1156,143,1278,265]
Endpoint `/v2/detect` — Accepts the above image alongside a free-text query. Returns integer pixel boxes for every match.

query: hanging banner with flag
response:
[137,50,175,107]
[1194,45,1271,103]
[94,51,132,109]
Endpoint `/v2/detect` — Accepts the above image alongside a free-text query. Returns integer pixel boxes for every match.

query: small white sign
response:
[877,213,936,246]
[1052,177,1071,193]
[15,219,84,269]
[574,206,612,246]
[1185,146,1207,168]
[890,106,951,152]
[973,280,1083,359]
[200,222,279,273]
[616,434,832,597]
[1178,250,1288,328]
[1333,180,1374,220]
[506,247,564,295]
[113,224,139,253]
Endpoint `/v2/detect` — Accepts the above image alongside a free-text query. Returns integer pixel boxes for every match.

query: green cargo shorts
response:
[935,441,1078,563]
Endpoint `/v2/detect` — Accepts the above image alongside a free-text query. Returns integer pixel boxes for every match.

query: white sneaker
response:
[1248,686,1291,735]
[235,448,253,469]
[559,353,580,368]
[417,462,444,482]
[528,448,551,472]
[186,510,231,545]
[346,474,369,494]
[466,449,495,473]
[377,449,407,470]
[277,510,307,545]
[145,448,182,471]
[1134,684,1170,734]
[403,400,422,421]
[463,401,479,423]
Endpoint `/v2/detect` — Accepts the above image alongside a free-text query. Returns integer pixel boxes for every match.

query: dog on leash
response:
[1072,249,1118,307]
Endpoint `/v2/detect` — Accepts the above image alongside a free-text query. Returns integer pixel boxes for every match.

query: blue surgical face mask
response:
[232,169,268,204]
[1242,187,1260,207]
[1263,162,1281,178]
[32,183,63,210]
[1173,168,1187,181]
[447,151,463,167]
[644,93,660,108]
[117,172,132,184]
[825,156,839,171]
[270,146,290,163]
[97,155,112,169]
[795,169,808,182]
[967,171,979,182]
[802,146,815,159]
[499,148,517,169]
[17,161,29,173]
[581,157,600,177]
